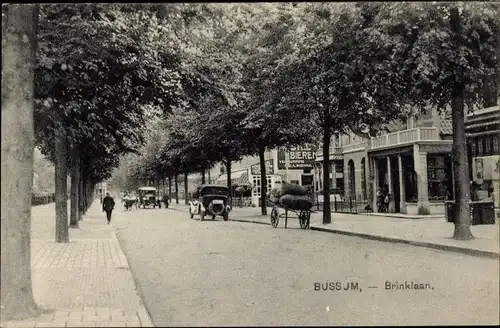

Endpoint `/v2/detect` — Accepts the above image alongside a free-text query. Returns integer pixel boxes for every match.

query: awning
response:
[235,172,249,185]
[216,170,249,184]
[466,120,499,131]
[466,130,500,138]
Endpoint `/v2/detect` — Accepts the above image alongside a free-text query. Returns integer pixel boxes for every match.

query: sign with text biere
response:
[250,159,274,175]
[277,145,318,170]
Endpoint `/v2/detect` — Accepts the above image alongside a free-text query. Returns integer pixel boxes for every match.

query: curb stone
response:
[137,307,154,327]
[169,205,499,259]
[310,226,499,259]
[111,229,155,327]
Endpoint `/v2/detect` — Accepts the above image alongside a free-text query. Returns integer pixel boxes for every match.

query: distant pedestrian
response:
[384,193,390,212]
[102,192,115,224]
[376,187,384,212]
[162,194,170,208]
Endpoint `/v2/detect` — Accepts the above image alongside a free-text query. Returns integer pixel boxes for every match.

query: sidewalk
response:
[1,200,154,328]
[169,200,499,258]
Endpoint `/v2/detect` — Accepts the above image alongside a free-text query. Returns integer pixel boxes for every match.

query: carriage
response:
[123,193,138,210]
[269,201,313,229]
[268,185,314,229]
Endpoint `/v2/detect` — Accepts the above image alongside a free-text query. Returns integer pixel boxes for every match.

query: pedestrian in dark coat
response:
[102,192,115,224]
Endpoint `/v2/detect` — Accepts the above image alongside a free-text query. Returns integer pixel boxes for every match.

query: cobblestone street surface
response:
[168,200,499,258]
[114,203,499,326]
[1,200,153,328]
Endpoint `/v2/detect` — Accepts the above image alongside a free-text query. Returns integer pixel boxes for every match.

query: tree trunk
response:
[175,174,179,204]
[450,6,473,240]
[78,172,84,220]
[55,131,69,243]
[208,170,211,184]
[322,127,332,224]
[69,151,79,229]
[162,179,165,196]
[168,176,172,202]
[259,145,267,215]
[201,168,206,184]
[0,4,41,321]
[88,182,92,210]
[226,159,232,200]
[184,172,189,205]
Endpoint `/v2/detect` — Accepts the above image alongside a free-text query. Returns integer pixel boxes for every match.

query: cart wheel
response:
[270,207,279,228]
[299,211,308,229]
[200,212,205,221]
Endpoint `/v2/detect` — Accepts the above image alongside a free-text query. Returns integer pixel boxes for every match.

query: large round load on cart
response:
[269,183,313,211]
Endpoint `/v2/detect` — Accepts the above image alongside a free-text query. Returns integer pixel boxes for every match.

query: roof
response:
[439,118,453,136]
[138,187,157,191]
[440,105,499,136]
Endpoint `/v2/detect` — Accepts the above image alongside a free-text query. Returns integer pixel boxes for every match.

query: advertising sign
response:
[277,145,318,170]
[250,159,274,175]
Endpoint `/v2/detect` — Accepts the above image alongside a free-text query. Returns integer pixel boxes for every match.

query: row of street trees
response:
[1,3,236,321]
[116,2,499,234]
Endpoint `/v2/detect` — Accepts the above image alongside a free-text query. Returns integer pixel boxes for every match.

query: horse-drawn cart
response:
[269,201,313,229]
[268,185,315,229]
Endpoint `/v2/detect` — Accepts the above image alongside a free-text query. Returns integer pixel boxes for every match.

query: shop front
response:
[466,105,500,212]
[369,139,453,215]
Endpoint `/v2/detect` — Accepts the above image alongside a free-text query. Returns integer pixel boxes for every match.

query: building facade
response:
[312,104,499,215]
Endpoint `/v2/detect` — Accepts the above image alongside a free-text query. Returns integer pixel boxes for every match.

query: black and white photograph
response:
[1,2,499,327]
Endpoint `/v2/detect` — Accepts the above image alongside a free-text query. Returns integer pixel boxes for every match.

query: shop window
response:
[471,141,477,157]
[403,156,418,202]
[477,139,484,155]
[253,177,261,197]
[427,154,453,201]
[485,138,491,155]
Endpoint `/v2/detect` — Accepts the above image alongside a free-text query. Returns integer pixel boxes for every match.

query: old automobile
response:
[189,185,231,221]
[138,187,161,209]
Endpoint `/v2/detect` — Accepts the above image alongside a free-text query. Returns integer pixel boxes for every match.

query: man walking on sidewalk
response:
[102,192,115,224]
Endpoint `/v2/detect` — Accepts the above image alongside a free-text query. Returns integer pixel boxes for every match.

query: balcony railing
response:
[371,127,440,149]
[315,145,343,158]
[342,142,367,153]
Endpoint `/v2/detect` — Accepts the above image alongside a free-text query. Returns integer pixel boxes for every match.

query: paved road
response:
[113,205,499,326]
